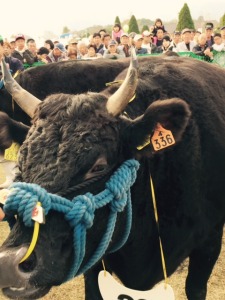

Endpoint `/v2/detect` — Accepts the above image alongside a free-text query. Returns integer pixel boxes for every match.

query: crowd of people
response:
[0,19,225,78]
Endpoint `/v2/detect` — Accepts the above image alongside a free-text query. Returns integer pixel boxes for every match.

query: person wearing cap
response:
[171,31,181,50]
[220,26,225,43]
[11,34,36,65]
[141,30,156,54]
[176,28,196,52]
[68,38,78,53]
[46,43,68,63]
[133,34,148,55]
[205,23,214,47]
[117,33,132,57]
[103,40,125,59]
[211,33,225,52]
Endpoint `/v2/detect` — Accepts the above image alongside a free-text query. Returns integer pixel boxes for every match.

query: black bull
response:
[1,54,225,300]
[0,56,152,126]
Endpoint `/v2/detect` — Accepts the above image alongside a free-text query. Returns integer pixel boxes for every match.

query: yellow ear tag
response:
[4,143,20,162]
[151,123,175,151]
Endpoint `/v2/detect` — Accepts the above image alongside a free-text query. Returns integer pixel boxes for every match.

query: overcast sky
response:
[1,0,224,39]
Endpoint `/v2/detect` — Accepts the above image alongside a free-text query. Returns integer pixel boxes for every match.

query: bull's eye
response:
[91,164,106,173]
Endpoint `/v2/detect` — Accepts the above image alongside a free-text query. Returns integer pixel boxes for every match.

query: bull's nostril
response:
[19,252,37,273]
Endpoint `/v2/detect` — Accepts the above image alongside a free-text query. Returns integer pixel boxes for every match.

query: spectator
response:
[9,38,16,52]
[211,33,225,52]
[176,28,196,52]
[67,49,77,60]
[77,41,88,59]
[205,22,214,47]
[118,33,132,57]
[2,42,24,75]
[68,38,78,53]
[46,43,67,63]
[37,47,49,64]
[220,26,225,43]
[171,31,181,50]
[99,33,111,56]
[150,18,166,37]
[192,33,213,61]
[103,40,125,59]
[27,38,38,62]
[112,23,124,44]
[153,28,165,47]
[142,30,156,54]
[155,35,173,54]
[99,29,107,39]
[92,33,104,53]
[133,34,148,55]
[44,39,54,51]
[11,34,35,65]
[83,44,102,59]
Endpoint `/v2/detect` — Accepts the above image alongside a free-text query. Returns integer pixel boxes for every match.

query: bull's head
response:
[0,51,191,299]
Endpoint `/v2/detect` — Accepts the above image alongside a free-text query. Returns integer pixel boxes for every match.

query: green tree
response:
[220,13,225,27]
[128,15,140,34]
[114,16,121,25]
[176,3,195,31]
[141,25,149,33]
[62,26,70,34]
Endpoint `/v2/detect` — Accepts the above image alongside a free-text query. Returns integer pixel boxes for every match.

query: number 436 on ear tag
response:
[151,123,175,151]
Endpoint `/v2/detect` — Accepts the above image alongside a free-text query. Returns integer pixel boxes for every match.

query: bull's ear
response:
[123,98,191,155]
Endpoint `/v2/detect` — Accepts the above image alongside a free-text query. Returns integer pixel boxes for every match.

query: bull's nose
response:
[0,246,31,288]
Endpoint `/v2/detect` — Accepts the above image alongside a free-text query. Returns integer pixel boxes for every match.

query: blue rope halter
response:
[4,159,140,281]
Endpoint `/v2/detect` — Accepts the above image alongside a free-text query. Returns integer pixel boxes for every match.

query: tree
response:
[176,3,195,31]
[114,16,121,26]
[220,13,225,27]
[128,15,140,34]
[62,26,70,34]
[141,25,150,33]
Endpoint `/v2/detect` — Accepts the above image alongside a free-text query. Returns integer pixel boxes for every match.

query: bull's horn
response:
[1,59,41,118]
[106,46,138,116]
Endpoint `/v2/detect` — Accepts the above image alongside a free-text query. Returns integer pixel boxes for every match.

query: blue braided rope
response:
[4,159,140,281]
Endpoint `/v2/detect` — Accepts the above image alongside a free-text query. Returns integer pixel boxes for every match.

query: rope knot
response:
[65,193,95,228]
[4,183,52,227]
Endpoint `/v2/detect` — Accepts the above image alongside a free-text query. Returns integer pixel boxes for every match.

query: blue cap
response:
[54,43,66,52]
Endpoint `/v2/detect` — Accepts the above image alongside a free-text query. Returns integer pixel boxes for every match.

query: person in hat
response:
[46,43,68,63]
[103,40,125,59]
[37,47,50,64]
[205,22,214,47]
[133,34,148,55]
[176,28,196,52]
[68,38,78,53]
[117,33,132,57]
[171,31,181,49]
[141,30,156,54]
[11,34,36,65]
[211,33,225,52]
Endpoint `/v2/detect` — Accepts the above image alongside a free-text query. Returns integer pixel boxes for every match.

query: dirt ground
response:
[0,222,224,300]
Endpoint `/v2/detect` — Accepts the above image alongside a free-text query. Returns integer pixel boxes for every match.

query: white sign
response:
[98,271,175,300]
